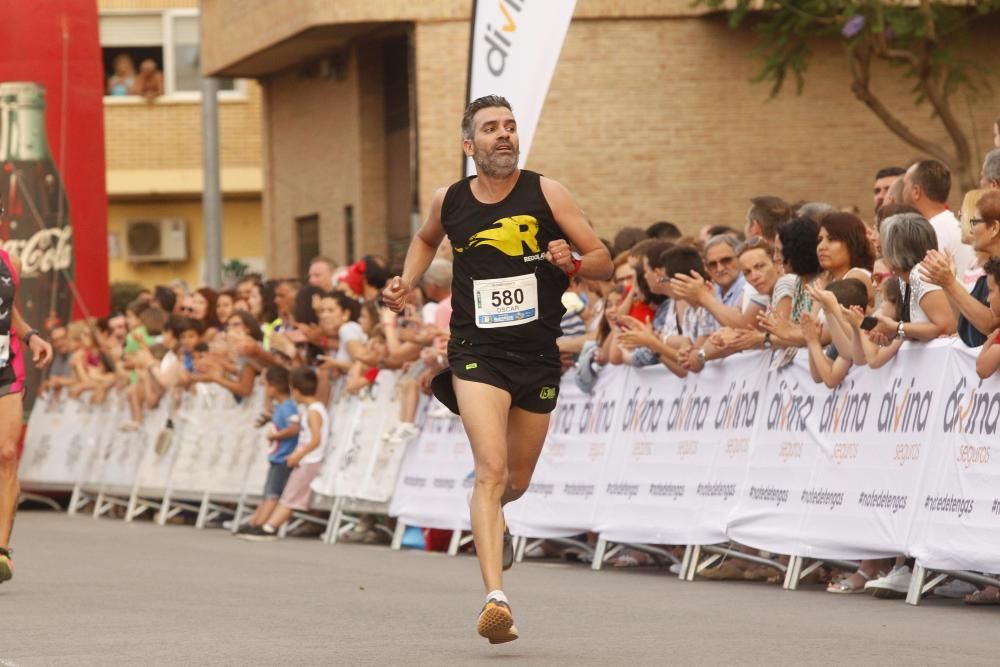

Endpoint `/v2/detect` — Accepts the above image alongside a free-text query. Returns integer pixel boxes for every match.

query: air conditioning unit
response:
[125,219,188,263]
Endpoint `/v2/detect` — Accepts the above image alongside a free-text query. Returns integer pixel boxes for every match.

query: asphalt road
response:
[2,510,997,666]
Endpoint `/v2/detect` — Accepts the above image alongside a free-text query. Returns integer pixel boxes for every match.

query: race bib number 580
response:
[473,274,539,328]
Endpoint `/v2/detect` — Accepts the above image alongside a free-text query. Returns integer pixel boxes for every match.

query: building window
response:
[100,9,241,101]
[296,214,320,279]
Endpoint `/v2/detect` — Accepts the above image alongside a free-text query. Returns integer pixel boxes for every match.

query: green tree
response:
[697,0,1000,191]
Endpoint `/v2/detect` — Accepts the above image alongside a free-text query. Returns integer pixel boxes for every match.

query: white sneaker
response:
[933,578,978,599]
[865,565,912,599]
[222,519,235,531]
[669,563,684,575]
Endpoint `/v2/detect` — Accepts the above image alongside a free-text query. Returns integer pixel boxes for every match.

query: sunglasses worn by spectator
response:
[706,256,736,270]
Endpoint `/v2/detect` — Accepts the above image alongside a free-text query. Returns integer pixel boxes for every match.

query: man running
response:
[0,249,54,584]
[383,95,612,644]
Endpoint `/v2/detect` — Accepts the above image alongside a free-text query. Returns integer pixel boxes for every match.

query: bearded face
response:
[467,107,519,179]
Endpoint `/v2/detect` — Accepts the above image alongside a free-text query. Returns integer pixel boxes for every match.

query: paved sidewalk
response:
[2,511,998,666]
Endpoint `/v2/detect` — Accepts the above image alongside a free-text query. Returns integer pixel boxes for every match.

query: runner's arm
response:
[399,188,447,292]
[540,177,613,281]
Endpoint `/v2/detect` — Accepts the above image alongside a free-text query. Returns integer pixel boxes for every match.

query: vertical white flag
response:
[465,0,577,176]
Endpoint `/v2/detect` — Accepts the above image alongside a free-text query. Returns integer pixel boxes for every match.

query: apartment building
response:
[199,0,1000,276]
[100,0,263,289]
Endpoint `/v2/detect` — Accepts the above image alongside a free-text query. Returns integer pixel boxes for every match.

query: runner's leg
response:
[501,406,550,507]
[0,393,24,548]
[454,376,511,594]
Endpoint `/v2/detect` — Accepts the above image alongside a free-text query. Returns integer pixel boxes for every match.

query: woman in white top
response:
[849,213,956,368]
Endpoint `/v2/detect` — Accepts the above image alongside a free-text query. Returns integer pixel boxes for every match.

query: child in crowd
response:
[240,368,328,540]
[68,322,116,403]
[122,305,170,429]
[238,366,300,533]
[801,278,870,388]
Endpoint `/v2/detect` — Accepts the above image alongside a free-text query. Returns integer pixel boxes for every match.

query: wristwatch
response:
[762,332,772,348]
[23,329,40,345]
[696,349,707,366]
[896,321,905,340]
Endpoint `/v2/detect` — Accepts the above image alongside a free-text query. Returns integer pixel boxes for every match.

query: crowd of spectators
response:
[37,127,1000,599]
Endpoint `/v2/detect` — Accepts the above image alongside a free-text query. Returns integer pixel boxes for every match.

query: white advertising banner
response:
[910,343,1000,573]
[465,0,577,175]
[593,352,768,546]
[388,400,475,531]
[505,368,625,538]
[727,343,949,560]
[20,394,96,487]
[88,394,146,491]
[126,402,175,494]
[331,371,399,501]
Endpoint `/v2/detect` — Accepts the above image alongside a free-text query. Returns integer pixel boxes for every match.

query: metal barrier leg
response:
[514,536,527,563]
[784,556,803,591]
[685,545,702,581]
[93,492,105,519]
[390,522,406,550]
[195,492,210,529]
[232,499,244,534]
[68,486,82,516]
[906,565,927,606]
[327,497,344,545]
[156,491,171,526]
[448,529,463,556]
[125,490,139,523]
[679,545,694,581]
[591,538,608,571]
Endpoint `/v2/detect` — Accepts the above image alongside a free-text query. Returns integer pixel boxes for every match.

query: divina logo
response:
[621,386,664,434]
[766,378,814,432]
[819,380,872,434]
[482,0,524,76]
[876,377,932,433]
[943,377,1000,435]
[550,395,616,436]
[666,384,712,432]
[713,380,759,430]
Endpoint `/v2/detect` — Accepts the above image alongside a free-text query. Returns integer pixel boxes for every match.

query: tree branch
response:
[846,46,955,166]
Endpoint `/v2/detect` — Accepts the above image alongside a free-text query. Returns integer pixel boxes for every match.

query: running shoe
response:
[0,547,13,584]
[502,525,514,571]
[477,598,519,644]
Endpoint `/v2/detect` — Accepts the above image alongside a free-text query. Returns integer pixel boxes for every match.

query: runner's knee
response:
[0,438,17,469]
[505,471,531,501]
[475,457,508,489]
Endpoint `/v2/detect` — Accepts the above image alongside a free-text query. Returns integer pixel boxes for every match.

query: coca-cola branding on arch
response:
[0,226,73,278]
[0,0,107,408]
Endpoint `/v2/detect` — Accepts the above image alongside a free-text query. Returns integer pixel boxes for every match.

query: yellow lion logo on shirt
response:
[455,215,540,257]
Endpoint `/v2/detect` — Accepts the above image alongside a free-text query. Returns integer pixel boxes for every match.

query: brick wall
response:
[104,85,263,172]
[263,56,362,276]
[250,12,1000,276]
[414,15,1000,240]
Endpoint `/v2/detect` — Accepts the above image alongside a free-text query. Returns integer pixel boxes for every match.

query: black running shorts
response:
[431,339,562,415]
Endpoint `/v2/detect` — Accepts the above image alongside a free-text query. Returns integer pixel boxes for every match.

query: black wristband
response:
[23,329,39,345]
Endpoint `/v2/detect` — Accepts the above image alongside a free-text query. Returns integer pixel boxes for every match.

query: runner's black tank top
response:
[442,170,568,356]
